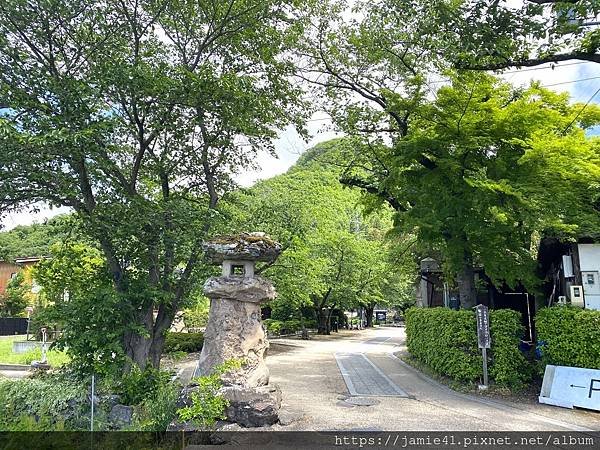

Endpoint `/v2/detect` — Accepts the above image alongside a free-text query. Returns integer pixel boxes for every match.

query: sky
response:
[2,62,599,230]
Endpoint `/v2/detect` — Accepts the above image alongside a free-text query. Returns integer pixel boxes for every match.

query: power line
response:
[541,75,600,87]
[563,85,600,134]
[503,61,587,74]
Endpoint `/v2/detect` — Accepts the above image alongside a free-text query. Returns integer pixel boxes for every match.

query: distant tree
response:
[0,272,29,317]
[0,215,79,260]
[234,141,416,333]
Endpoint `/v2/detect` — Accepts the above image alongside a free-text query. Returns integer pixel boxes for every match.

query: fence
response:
[0,318,28,336]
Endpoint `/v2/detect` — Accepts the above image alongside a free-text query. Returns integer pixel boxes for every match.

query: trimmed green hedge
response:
[405,307,531,388]
[163,332,204,353]
[263,319,317,335]
[535,306,600,370]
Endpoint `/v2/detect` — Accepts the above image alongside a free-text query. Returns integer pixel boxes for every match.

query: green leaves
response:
[177,359,243,428]
[230,140,415,317]
[0,0,316,369]
[536,306,600,371]
[406,307,531,388]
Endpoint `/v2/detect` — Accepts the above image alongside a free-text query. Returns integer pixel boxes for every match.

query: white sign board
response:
[539,365,600,411]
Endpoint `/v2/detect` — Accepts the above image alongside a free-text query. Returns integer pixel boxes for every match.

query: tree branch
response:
[340,175,407,212]
[456,51,600,71]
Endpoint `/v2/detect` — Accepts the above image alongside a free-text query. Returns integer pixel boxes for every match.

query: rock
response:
[98,394,121,409]
[175,385,197,409]
[167,419,201,432]
[214,421,244,431]
[203,233,281,263]
[109,404,134,428]
[277,409,304,426]
[220,385,281,428]
[196,295,270,387]
[203,276,277,304]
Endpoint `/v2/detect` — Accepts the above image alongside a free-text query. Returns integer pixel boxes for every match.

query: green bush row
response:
[405,307,531,388]
[535,306,600,370]
[263,318,317,335]
[163,332,204,354]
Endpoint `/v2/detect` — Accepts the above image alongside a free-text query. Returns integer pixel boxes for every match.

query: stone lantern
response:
[194,232,284,427]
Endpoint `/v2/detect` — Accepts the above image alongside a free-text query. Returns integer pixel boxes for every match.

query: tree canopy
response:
[232,140,416,332]
[304,4,600,305]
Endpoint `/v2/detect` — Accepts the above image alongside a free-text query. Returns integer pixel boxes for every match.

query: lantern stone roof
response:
[203,232,281,264]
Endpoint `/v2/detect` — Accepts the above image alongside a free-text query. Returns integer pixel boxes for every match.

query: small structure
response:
[30,327,51,371]
[195,232,283,427]
[539,238,600,310]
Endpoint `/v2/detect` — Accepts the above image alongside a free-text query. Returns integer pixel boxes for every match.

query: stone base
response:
[197,294,270,387]
[221,384,282,428]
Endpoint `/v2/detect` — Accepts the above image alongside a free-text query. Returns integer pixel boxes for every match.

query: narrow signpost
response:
[475,304,491,390]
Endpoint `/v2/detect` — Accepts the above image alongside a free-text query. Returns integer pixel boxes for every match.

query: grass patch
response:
[0,336,69,366]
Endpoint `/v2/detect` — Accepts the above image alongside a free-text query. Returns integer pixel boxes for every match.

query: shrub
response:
[303,319,317,329]
[177,359,242,428]
[132,379,180,431]
[0,376,87,430]
[183,297,210,329]
[163,332,204,354]
[263,319,314,335]
[535,306,600,370]
[282,319,303,333]
[405,308,481,382]
[488,309,532,388]
[117,365,172,406]
[405,307,531,388]
[263,319,283,334]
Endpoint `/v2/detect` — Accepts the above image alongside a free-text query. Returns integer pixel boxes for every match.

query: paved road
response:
[266,327,600,431]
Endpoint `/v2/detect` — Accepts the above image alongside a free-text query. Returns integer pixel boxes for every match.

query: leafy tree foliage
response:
[0,0,311,370]
[435,0,600,69]
[303,4,600,306]
[0,271,29,317]
[0,215,76,260]
[33,243,125,375]
[234,141,416,332]
[322,0,600,70]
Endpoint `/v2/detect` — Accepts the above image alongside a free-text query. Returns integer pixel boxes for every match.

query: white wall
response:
[578,244,600,271]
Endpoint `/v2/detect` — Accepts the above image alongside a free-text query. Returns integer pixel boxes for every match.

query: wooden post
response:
[482,347,489,388]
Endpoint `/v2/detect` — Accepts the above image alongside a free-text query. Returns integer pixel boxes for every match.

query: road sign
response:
[539,365,600,411]
[475,304,491,349]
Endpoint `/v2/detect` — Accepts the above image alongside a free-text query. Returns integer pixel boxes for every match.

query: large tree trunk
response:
[365,305,375,327]
[124,331,153,370]
[316,307,330,335]
[123,303,156,372]
[457,261,477,309]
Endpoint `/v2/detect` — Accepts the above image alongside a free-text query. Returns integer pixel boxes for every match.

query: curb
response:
[0,363,30,371]
[387,350,595,432]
